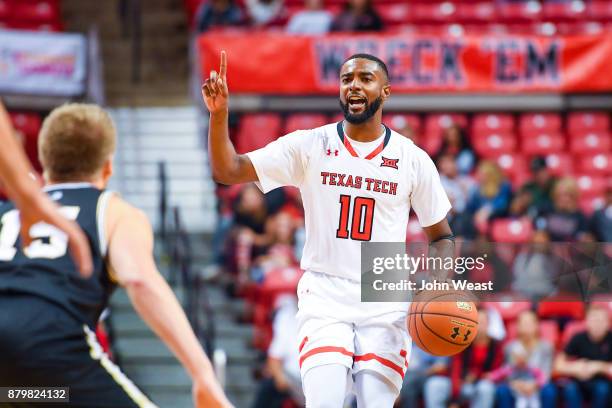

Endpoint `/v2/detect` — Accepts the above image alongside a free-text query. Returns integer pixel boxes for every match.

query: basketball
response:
[408,290,479,357]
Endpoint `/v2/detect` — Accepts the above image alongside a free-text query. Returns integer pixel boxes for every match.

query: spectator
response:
[251,211,299,282]
[437,154,475,238]
[329,0,383,32]
[286,0,332,34]
[436,309,502,408]
[590,186,612,242]
[245,0,285,27]
[195,0,244,32]
[435,124,476,175]
[520,157,556,216]
[400,345,450,408]
[511,230,559,301]
[493,311,557,408]
[466,161,513,231]
[554,305,612,408]
[252,295,303,408]
[536,177,588,242]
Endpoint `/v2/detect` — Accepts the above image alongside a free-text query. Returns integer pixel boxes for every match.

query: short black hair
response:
[342,53,389,81]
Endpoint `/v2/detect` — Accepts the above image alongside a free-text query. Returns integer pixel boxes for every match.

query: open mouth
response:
[347,95,367,111]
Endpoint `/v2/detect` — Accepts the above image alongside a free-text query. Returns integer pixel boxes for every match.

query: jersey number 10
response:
[336,195,375,241]
[0,206,80,261]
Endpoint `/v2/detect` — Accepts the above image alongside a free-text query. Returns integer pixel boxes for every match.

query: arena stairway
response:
[107,106,216,233]
[109,234,259,408]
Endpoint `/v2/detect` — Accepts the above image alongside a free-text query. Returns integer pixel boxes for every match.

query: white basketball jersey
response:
[247,122,451,281]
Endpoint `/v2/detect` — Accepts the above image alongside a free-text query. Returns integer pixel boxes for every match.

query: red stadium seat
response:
[521,132,565,155]
[383,114,421,134]
[425,113,468,134]
[506,319,560,348]
[497,0,543,22]
[569,131,611,154]
[579,195,605,216]
[376,4,414,26]
[561,320,587,348]
[473,131,517,158]
[579,153,612,175]
[545,153,574,177]
[556,21,605,35]
[472,113,515,133]
[567,112,610,133]
[9,112,41,137]
[520,113,562,134]
[587,1,612,21]
[491,218,534,243]
[10,0,60,24]
[420,130,443,155]
[412,2,459,24]
[496,153,529,180]
[483,295,532,322]
[7,19,62,31]
[283,113,327,134]
[543,0,588,21]
[538,301,585,321]
[235,113,282,154]
[457,2,496,23]
[576,174,607,198]
[0,0,10,20]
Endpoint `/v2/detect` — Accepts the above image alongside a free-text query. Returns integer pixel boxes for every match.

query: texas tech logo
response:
[380,156,399,169]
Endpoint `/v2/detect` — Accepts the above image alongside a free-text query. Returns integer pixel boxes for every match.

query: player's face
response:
[339,59,390,125]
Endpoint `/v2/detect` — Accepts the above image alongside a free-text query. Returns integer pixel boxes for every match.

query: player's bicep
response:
[106,205,157,286]
[234,154,259,183]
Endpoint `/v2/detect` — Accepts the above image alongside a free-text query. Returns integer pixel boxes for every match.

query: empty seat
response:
[457,2,496,23]
[383,113,421,134]
[412,2,459,24]
[9,112,41,137]
[11,0,60,24]
[472,113,515,133]
[567,111,610,133]
[576,174,607,198]
[425,113,468,134]
[0,0,10,20]
[483,295,532,322]
[521,132,565,155]
[473,131,517,158]
[520,113,562,134]
[283,113,327,134]
[538,300,585,321]
[556,21,605,35]
[543,0,587,21]
[587,1,612,21]
[579,153,612,175]
[497,0,543,22]
[377,3,413,26]
[496,153,529,178]
[235,113,282,154]
[491,218,534,243]
[545,153,574,176]
[569,131,611,154]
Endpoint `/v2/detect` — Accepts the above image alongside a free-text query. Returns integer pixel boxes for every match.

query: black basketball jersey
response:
[0,182,116,328]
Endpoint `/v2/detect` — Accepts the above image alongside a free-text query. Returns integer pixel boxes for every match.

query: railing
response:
[119,0,142,84]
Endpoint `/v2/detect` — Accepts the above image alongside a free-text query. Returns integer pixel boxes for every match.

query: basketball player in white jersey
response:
[203,51,454,407]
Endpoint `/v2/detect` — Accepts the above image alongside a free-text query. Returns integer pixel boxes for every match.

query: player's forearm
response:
[208,110,240,184]
[126,272,216,381]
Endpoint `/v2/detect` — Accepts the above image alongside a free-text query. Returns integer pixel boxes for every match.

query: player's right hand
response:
[193,376,234,408]
[202,50,229,114]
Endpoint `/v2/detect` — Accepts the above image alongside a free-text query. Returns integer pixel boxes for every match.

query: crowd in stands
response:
[187,0,612,35]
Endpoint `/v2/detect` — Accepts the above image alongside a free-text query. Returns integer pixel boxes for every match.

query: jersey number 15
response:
[336,195,375,241]
[0,206,80,261]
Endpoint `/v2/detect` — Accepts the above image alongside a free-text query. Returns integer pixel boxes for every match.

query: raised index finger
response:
[219,50,227,78]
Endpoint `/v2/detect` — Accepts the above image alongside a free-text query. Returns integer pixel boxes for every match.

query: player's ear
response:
[101,158,113,185]
[382,84,391,101]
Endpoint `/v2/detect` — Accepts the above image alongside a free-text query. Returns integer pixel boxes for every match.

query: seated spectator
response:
[511,230,559,301]
[286,0,332,35]
[466,161,513,232]
[252,295,303,408]
[195,0,245,32]
[329,0,383,32]
[400,345,450,408]
[251,211,299,282]
[554,305,612,408]
[435,124,475,175]
[520,157,556,216]
[438,154,476,238]
[245,0,285,27]
[436,309,502,408]
[590,186,611,242]
[536,177,589,242]
[493,310,557,408]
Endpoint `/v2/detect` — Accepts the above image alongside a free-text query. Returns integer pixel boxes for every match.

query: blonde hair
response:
[38,103,116,182]
[478,160,504,198]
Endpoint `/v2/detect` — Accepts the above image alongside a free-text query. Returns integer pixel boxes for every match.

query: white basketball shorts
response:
[296,270,412,392]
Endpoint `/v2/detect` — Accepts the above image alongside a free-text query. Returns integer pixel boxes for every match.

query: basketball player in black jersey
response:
[0,101,92,277]
[0,104,233,408]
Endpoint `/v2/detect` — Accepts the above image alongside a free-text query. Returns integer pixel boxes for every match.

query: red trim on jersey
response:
[343,134,385,160]
[354,353,406,379]
[364,143,385,160]
[343,136,359,157]
[299,346,354,368]
[299,336,309,353]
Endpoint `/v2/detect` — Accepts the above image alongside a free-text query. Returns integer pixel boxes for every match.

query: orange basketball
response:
[407,291,479,356]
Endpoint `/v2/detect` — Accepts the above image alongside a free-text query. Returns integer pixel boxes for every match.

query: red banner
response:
[199,32,612,94]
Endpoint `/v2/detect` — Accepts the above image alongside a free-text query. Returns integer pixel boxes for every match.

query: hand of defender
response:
[202,51,229,114]
[193,375,234,408]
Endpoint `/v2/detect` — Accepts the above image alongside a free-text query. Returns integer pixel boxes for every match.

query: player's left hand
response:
[193,376,234,408]
[16,188,93,277]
